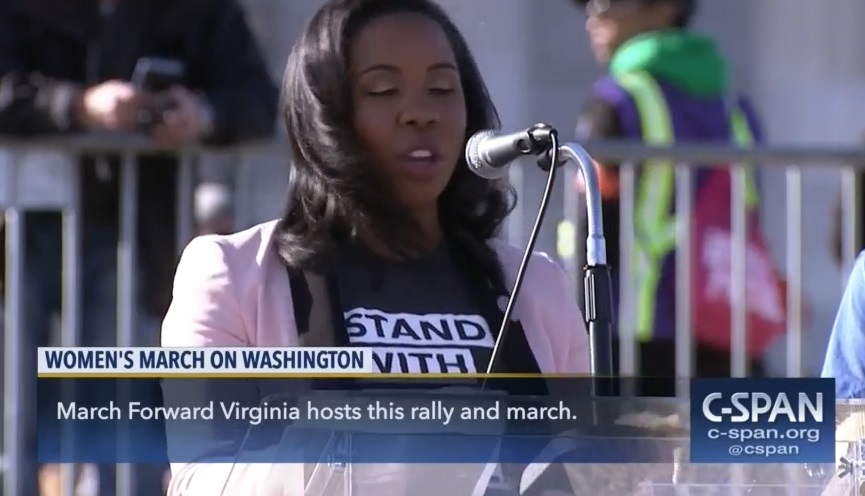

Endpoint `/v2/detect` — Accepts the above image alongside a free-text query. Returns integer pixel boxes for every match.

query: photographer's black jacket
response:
[0,0,279,316]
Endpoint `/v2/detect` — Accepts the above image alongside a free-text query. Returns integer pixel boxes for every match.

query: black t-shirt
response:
[335,242,496,374]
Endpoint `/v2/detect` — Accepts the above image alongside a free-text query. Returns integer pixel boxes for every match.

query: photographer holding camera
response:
[73,79,213,148]
[0,0,278,494]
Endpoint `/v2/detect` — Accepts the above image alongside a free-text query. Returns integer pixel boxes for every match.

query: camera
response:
[130,57,186,132]
[136,94,177,132]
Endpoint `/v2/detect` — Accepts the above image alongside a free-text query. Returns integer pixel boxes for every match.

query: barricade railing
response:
[552,139,865,382]
[543,140,864,496]
[2,136,864,495]
[0,135,289,496]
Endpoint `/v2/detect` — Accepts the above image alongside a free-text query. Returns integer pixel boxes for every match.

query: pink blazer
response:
[161,219,590,495]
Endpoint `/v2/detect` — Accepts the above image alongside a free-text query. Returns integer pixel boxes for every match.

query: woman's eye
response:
[429,88,455,95]
[368,88,397,96]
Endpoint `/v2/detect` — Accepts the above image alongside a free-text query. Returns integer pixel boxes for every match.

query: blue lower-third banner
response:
[690,378,835,464]
[39,378,691,464]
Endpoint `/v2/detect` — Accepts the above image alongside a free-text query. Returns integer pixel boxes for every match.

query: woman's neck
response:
[413,204,442,249]
[361,204,442,259]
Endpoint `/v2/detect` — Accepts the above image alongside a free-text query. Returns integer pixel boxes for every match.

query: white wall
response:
[239,0,865,376]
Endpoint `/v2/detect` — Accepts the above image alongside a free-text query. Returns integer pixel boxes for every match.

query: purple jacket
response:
[592,75,765,340]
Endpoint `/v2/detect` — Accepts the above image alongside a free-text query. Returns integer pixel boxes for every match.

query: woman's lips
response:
[398,148,442,181]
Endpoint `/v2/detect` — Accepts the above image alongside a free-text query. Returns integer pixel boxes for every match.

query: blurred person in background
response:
[0,0,278,494]
[570,0,777,396]
[822,250,865,398]
[820,252,865,496]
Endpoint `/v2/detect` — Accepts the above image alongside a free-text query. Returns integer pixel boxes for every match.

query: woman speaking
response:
[160,0,590,493]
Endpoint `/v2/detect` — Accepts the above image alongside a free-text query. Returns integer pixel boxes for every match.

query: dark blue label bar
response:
[39,378,687,464]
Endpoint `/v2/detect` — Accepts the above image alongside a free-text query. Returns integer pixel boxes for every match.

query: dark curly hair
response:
[572,0,696,28]
[276,0,515,285]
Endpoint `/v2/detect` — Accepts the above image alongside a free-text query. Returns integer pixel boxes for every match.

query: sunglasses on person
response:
[588,0,687,17]
[583,0,640,16]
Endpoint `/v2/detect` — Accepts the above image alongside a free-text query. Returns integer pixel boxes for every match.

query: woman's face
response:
[584,0,674,64]
[350,12,467,213]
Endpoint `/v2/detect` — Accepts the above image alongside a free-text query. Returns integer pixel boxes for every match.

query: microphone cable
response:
[482,129,561,388]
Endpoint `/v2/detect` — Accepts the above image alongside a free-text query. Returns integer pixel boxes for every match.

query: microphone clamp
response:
[523,123,558,156]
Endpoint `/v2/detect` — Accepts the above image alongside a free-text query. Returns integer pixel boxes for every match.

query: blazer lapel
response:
[257,223,301,347]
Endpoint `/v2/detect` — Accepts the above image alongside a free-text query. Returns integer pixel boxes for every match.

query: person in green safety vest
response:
[570,0,770,396]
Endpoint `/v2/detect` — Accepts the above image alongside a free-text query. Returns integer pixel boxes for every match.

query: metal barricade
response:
[541,140,865,383]
[0,135,287,496]
[531,140,865,496]
[2,137,865,495]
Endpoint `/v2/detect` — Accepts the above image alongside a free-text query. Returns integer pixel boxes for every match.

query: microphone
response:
[469,125,613,393]
[467,126,615,495]
[465,125,556,179]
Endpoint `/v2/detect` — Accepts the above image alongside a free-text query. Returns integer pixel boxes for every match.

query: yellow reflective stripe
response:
[618,73,677,255]
[557,221,576,261]
[614,71,675,341]
[615,73,762,342]
[729,107,759,207]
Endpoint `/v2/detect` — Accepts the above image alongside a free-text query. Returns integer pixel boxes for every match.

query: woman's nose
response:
[398,97,440,127]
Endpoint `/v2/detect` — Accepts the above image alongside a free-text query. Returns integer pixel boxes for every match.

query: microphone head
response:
[465,129,506,180]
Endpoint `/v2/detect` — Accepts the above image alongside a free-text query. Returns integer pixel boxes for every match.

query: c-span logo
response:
[690,378,834,463]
